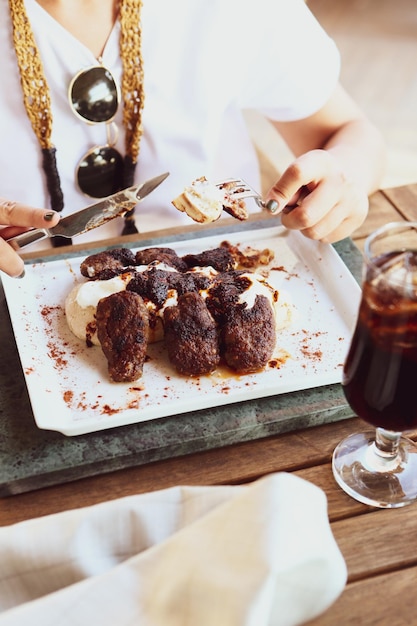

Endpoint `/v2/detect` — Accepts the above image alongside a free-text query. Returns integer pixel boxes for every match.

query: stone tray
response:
[0,218,362,495]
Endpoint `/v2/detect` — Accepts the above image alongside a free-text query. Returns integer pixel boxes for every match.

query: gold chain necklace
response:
[8,0,145,236]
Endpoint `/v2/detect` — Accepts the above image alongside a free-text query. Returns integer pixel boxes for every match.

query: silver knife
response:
[7,172,170,250]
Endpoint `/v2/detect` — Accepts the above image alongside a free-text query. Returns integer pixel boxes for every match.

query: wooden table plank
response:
[306,566,417,625]
[382,183,417,222]
[332,506,417,581]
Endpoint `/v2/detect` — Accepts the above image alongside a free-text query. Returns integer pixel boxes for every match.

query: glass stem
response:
[374,427,401,460]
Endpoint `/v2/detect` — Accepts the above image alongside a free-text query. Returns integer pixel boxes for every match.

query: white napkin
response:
[0,473,346,625]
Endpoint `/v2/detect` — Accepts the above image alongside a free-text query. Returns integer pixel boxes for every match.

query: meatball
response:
[96,291,149,382]
[80,248,136,280]
[182,247,236,272]
[221,295,276,373]
[163,292,220,376]
[135,247,188,271]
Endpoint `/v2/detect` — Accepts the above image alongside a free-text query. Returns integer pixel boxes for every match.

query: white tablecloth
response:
[0,472,346,625]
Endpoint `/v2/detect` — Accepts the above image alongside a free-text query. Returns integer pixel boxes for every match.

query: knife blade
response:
[8,172,170,250]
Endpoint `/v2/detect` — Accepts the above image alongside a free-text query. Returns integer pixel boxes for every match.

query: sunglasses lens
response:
[70,67,119,123]
[77,146,124,198]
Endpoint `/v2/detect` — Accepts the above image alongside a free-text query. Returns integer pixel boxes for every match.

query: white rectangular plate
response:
[3,226,361,436]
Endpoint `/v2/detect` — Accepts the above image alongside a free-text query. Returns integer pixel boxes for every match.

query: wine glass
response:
[333,221,417,508]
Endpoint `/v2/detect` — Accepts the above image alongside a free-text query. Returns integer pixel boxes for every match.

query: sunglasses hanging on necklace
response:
[8,0,145,245]
[69,64,125,198]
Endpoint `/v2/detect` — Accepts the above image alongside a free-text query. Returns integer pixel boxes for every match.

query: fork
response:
[216,177,279,213]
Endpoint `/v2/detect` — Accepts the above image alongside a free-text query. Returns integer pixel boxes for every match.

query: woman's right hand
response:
[0,199,60,277]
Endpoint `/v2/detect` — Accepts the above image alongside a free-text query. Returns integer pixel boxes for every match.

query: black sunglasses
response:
[68,66,124,198]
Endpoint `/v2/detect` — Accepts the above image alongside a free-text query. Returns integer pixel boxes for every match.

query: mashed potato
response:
[65,275,129,346]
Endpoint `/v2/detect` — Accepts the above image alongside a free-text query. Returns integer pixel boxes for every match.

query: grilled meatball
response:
[182,247,236,272]
[221,294,276,373]
[80,248,136,280]
[163,292,220,376]
[96,291,149,382]
[135,247,188,271]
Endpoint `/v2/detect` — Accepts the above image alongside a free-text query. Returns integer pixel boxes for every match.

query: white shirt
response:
[0,0,340,245]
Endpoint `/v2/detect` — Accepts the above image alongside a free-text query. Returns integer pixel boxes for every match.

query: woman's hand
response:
[265,84,386,243]
[265,149,369,243]
[0,199,60,277]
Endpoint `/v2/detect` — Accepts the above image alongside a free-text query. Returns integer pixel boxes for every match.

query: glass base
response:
[332,431,417,508]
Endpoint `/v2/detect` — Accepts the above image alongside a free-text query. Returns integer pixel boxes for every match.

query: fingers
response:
[0,199,60,278]
[0,198,60,229]
[264,151,368,242]
[0,237,25,278]
[266,150,336,211]
[306,196,369,243]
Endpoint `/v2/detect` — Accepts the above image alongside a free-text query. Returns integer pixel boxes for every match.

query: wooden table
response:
[1,183,417,624]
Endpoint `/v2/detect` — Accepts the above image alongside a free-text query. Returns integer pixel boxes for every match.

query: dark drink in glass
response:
[333,225,417,508]
[343,251,417,432]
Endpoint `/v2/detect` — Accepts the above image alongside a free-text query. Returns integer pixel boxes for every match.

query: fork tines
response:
[216,178,258,199]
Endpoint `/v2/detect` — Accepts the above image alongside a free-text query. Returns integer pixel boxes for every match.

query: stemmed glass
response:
[333,221,417,508]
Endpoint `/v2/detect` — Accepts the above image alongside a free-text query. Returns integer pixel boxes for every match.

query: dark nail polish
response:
[16,268,25,279]
[44,212,56,222]
[266,199,279,214]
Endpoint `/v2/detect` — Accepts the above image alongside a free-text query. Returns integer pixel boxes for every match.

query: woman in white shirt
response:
[0,0,385,277]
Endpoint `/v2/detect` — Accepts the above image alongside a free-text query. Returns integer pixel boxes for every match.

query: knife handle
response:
[7,228,50,251]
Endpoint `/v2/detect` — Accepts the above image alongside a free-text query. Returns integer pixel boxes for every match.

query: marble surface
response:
[0,221,362,495]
